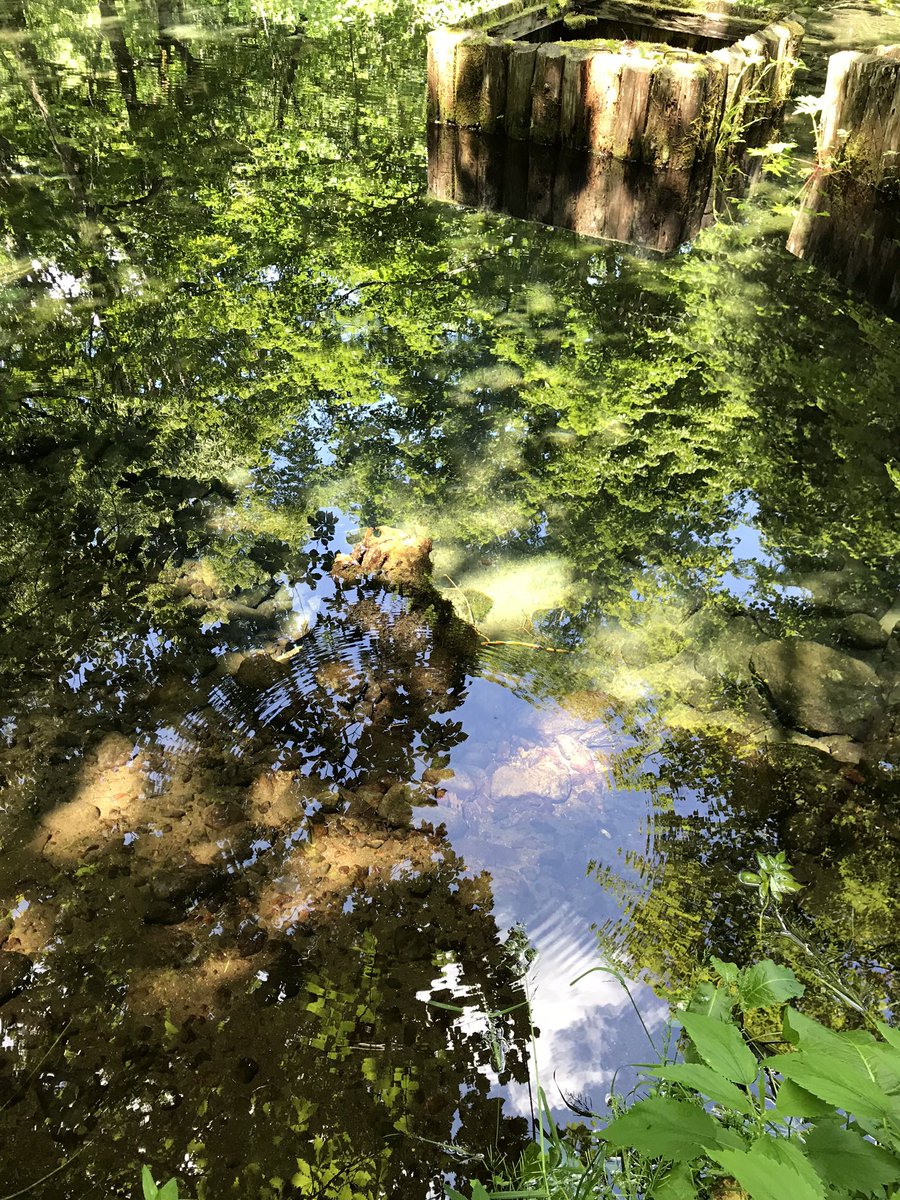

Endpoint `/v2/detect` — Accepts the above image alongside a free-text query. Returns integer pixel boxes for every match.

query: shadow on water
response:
[0,553,535,1195]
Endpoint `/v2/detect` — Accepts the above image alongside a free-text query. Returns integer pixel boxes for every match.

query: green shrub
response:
[451,958,900,1200]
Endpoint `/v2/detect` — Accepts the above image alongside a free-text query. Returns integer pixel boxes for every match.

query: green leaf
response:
[804,1119,900,1196]
[142,1168,159,1200]
[679,1011,759,1085]
[650,1063,755,1116]
[157,1182,179,1200]
[710,958,739,985]
[602,1096,740,1162]
[653,1163,699,1199]
[783,1008,848,1051]
[771,1077,833,1119]
[765,1051,899,1124]
[685,981,736,1023]
[737,961,804,1012]
[876,1022,900,1054]
[782,1010,900,1096]
[709,1137,825,1200]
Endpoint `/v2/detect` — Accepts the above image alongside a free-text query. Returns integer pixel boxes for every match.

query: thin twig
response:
[0,1145,84,1200]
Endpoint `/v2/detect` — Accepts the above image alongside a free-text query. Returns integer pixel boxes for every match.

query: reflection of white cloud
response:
[505,905,668,1120]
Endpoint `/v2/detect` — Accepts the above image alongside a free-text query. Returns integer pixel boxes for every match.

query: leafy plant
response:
[141,1166,181,1200]
[738,850,803,931]
[450,958,900,1200]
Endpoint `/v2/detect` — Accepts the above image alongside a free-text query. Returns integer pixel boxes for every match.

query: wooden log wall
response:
[786,172,900,318]
[426,3,804,172]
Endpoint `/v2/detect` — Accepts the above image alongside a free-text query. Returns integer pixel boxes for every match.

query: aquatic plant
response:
[450,959,900,1200]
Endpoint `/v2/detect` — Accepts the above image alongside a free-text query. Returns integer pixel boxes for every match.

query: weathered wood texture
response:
[786,171,900,318]
[786,45,900,319]
[426,1,803,171]
[427,123,717,253]
[817,45,900,188]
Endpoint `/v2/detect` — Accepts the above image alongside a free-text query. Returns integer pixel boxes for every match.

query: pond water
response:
[0,0,899,1195]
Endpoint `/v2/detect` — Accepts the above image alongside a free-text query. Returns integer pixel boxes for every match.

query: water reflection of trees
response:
[592,728,900,1021]
[0,569,531,1195]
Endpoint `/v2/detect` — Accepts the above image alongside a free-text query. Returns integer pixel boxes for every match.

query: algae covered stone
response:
[750,638,882,739]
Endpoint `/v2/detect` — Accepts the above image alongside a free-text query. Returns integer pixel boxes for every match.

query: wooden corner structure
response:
[787,45,900,319]
[426,0,804,171]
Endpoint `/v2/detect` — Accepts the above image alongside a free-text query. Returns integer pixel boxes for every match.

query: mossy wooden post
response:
[506,43,538,139]
[454,38,489,128]
[817,46,900,187]
[584,54,624,155]
[610,57,655,159]
[481,40,509,133]
[787,46,900,316]
[641,58,727,169]
[427,1,804,172]
[531,44,567,143]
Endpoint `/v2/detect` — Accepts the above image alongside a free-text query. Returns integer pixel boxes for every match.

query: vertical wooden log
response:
[454,125,482,205]
[502,137,530,218]
[770,18,804,109]
[454,37,488,127]
[693,57,728,160]
[875,50,900,186]
[753,25,784,127]
[479,133,506,209]
[527,141,556,223]
[560,49,592,148]
[480,40,509,133]
[530,44,567,144]
[610,57,655,160]
[427,29,467,125]
[603,157,640,243]
[854,55,900,186]
[641,60,710,170]
[721,44,744,110]
[584,54,624,155]
[788,172,900,318]
[505,42,537,139]
[732,32,768,149]
[426,123,455,200]
[820,50,860,152]
[426,31,441,124]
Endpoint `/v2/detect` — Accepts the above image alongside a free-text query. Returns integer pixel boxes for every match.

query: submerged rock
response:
[332,526,433,590]
[750,639,882,740]
[491,757,570,804]
[835,612,890,650]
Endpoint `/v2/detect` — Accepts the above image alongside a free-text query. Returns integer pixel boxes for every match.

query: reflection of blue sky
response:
[417,675,666,1122]
[716,495,810,604]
